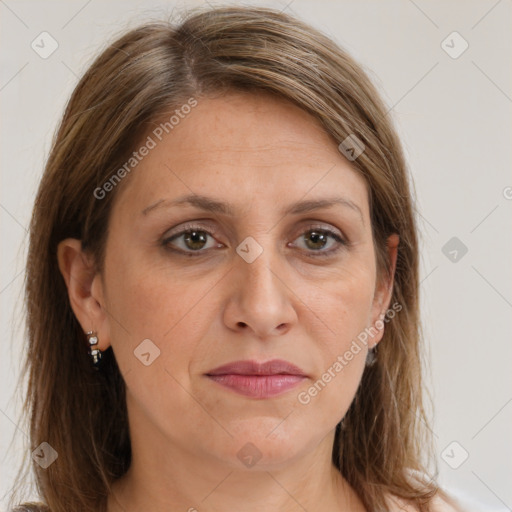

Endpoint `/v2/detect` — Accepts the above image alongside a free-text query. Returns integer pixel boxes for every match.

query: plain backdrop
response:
[1,0,511,509]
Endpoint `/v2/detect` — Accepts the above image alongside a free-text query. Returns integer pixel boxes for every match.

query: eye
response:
[162,225,222,255]
[162,223,347,258]
[290,226,347,258]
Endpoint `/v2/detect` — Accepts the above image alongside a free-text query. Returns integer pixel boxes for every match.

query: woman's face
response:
[79,91,397,470]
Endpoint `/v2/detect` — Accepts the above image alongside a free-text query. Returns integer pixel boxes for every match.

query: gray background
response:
[1,0,511,509]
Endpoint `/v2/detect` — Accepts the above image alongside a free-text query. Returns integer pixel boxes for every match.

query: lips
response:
[206,359,307,377]
[205,359,308,399]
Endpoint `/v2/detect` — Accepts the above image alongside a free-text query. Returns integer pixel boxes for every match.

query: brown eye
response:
[162,224,347,258]
[304,230,330,250]
[181,230,209,251]
[162,226,221,254]
[291,227,347,258]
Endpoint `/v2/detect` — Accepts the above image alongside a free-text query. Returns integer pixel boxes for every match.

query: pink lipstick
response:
[205,359,307,399]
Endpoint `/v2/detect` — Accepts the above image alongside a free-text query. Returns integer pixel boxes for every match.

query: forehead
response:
[113,91,370,222]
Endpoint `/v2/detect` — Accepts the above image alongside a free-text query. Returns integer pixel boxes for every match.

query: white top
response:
[444,486,509,512]
[401,469,507,512]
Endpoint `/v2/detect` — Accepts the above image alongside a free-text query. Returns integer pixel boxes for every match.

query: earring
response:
[86,330,102,369]
[365,344,378,367]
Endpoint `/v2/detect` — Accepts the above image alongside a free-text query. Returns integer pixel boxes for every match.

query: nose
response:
[223,242,297,339]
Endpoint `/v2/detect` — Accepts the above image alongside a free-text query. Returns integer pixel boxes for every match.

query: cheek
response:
[318,268,375,364]
[101,244,203,378]
[289,260,376,422]
[311,259,376,347]
[103,260,211,438]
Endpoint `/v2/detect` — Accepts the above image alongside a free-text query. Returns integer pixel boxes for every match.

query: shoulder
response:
[10,503,49,512]
[430,492,467,512]
[385,490,465,512]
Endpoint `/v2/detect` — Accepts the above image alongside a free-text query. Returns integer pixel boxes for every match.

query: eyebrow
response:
[141,193,364,224]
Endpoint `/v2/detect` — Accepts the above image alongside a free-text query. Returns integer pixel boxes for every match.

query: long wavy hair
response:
[9,5,454,511]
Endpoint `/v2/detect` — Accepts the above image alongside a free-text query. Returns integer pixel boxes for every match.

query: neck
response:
[107,430,366,512]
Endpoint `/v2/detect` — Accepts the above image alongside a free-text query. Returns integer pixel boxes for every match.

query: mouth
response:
[205,359,308,399]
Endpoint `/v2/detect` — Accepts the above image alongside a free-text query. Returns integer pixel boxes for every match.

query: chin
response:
[213,416,318,471]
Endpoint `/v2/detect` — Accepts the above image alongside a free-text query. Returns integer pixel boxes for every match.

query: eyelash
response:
[161,222,348,258]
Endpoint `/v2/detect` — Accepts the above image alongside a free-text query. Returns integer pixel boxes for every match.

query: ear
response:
[57,238,111,350]
[369,233,399,348]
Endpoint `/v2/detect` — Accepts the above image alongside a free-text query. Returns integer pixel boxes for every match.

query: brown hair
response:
[9,5,456,511]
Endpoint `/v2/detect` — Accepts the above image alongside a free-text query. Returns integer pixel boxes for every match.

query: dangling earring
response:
[86,330,102,370]
[365,344,378,367]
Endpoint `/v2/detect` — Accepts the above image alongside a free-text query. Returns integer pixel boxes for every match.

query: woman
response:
[9,5,466,512]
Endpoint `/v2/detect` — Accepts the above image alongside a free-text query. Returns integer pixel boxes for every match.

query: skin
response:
[58,90,401,512]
